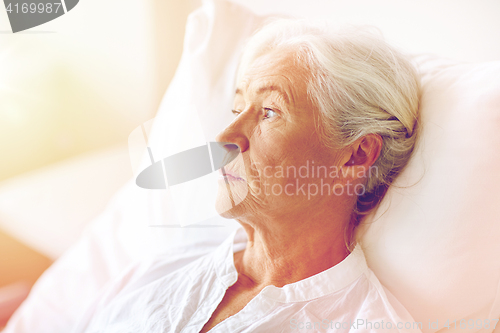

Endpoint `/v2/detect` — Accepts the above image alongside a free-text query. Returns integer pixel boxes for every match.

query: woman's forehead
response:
[244,48,306,78]
[236,49,310,103]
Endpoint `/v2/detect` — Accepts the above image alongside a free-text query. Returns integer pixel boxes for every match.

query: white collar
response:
[212,226,370,303]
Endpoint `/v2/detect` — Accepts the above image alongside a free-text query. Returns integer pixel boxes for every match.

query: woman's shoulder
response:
[357,262,423,333]
[123,242,219,291]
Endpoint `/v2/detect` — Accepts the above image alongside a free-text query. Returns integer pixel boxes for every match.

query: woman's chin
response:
[215,197,244,219]
[215,180,248,217]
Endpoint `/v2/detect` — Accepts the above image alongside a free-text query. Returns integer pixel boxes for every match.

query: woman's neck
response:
[234,202,353,288]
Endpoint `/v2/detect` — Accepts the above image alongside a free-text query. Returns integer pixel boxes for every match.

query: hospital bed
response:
[1,0,499,332]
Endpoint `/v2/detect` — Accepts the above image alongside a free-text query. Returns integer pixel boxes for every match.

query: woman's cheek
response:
[245,160,261,193]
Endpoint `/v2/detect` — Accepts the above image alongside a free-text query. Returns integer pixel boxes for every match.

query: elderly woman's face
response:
[215,48,343,219]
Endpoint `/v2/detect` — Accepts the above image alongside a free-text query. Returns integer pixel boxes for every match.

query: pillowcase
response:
[358,55,500,332]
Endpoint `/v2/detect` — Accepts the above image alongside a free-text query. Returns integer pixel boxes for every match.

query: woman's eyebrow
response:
[235,85,290,105]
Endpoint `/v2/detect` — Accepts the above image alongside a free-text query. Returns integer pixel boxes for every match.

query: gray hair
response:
[237,19,420,225]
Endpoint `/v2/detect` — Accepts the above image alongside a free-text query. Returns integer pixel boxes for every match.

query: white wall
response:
[0,0,193,181]
[228,0,500,63]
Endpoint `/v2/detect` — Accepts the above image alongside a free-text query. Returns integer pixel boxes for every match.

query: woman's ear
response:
[340,134,383,181]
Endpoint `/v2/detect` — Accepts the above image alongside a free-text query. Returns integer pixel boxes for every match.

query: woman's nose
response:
[215,118,250,153]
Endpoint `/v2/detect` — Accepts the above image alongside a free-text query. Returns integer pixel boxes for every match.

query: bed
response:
[1,0,500,332]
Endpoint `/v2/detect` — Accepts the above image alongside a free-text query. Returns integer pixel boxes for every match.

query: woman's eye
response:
[263,108,278,120]
[232,110,241,117]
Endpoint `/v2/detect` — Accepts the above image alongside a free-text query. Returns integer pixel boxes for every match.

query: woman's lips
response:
[219,169,245,181]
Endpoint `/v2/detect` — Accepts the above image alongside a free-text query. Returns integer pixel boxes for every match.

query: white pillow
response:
[6,1,500,332]
[359,55,500,332]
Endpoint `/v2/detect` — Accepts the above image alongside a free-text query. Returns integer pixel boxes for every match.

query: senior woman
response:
[72,20,420,333]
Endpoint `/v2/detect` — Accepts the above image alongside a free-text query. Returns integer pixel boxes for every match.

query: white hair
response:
[237,19,421,224]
